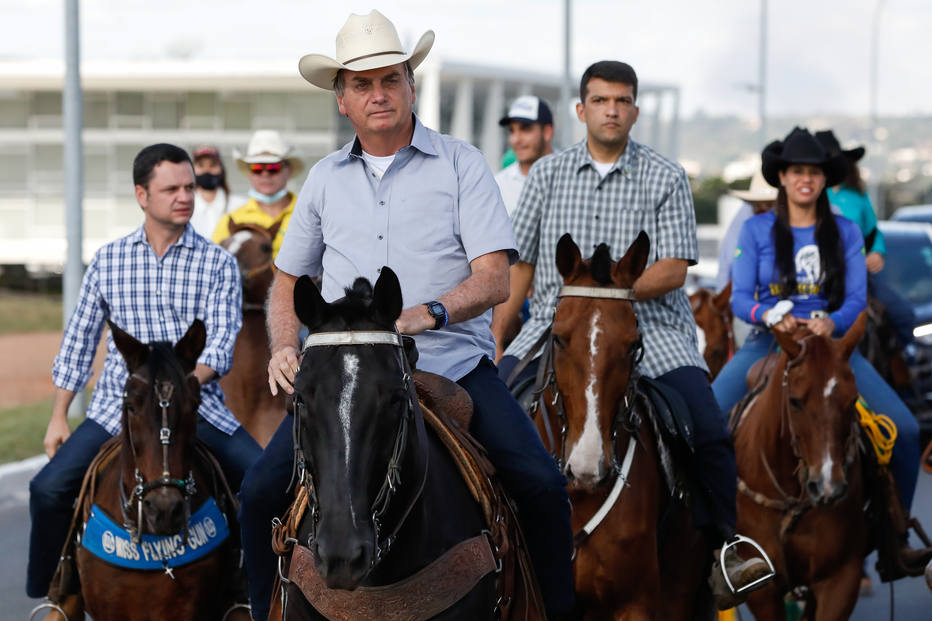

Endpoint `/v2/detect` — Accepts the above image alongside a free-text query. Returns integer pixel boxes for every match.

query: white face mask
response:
[249,188,289,204]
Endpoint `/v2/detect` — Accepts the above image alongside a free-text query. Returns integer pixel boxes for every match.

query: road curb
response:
[0,454,48,481]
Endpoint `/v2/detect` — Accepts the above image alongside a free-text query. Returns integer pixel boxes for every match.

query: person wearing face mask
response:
[189,145,244,238]
[212,131,303,257]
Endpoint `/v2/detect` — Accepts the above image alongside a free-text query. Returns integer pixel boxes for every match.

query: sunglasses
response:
[248,162,284,174]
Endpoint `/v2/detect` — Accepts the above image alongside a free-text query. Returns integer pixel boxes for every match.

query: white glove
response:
[764,300,794,328]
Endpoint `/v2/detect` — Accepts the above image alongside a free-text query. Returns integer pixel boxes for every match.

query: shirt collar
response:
[340,114,437,162]
[573,139,638,177]
[130,223,197,250]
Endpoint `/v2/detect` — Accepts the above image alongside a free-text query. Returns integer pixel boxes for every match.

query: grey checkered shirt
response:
[504,139,708,378]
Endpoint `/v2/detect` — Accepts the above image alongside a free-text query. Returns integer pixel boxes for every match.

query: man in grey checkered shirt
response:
[493,60,772,609]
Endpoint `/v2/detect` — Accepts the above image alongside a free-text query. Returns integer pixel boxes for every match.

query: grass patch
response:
[0,399,83,464]
[0,290,62,335]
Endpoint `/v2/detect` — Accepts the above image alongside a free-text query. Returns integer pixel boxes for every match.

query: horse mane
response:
[590,243,614,285]
[323,277,382,328]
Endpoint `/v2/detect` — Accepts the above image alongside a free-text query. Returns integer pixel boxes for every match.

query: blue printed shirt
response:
[52,225,243,436]
[731,211,866,334]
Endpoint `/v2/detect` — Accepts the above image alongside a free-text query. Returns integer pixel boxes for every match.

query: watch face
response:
[427,302,443,316]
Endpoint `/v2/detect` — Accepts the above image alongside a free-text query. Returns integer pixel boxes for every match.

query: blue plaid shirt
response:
[505,139,708,378]
[52,225,243,436]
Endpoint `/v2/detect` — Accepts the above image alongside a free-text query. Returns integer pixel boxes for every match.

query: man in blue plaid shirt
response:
[26,144,261,601]
[493,61,772,609]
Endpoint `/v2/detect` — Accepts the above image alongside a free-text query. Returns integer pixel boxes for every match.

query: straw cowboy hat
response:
[729,169,778,203]
[233,130,304,177]
[761,127,847,189]
[298,10,434,91]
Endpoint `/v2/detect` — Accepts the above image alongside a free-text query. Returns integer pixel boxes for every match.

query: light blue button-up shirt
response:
[276,116,516,381]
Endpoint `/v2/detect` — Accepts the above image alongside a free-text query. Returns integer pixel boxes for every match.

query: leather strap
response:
[288,535,497,621]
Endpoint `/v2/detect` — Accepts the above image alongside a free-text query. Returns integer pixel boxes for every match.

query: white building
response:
[0,58,679,267]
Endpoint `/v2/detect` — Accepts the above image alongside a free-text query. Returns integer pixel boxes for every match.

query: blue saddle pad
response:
[81,496,229,570]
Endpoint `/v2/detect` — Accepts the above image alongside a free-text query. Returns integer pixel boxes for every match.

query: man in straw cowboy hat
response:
[238,10,575,620]
[716,169,778,293]
[212,130,304,258]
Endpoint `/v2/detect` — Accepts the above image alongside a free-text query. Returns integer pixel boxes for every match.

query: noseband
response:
[291,330,429,568]
[120,371,198,544]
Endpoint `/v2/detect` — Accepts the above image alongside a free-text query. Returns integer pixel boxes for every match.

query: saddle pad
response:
[638,376,695,453]
[81,497,229,570]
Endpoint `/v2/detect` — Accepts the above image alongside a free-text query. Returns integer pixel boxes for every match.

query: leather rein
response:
[736,338,861,538]
[521,285,645,547]
[290,330,430,570]
[120,371,199,544]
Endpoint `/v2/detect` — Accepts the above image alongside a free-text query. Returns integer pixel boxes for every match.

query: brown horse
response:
[68,321,246,620]
[689,281,735,379]
[219,220,287,447]
[535,233,708,620]
[732,314,868,620]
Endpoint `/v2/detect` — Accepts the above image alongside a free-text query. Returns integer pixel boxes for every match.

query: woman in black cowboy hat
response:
[815,129,916,348]
[711,127,930,576]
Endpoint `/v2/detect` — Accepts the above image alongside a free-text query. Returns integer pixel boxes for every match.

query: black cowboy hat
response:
[761,127,848,188]
[814,129,866,162]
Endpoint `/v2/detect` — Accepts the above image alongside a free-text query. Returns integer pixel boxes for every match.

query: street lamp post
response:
[758,0,768,146]
[869,0,887,215]
[559,0,574,148]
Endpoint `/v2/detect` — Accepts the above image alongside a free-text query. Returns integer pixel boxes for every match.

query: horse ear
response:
[774,328,802,360]
[613,230,650,284]
[109,321,148,372]
[227,217,237,235]
[372,267,403,325]
[714,281,732,313]
[555,233,583,279]
[174,319,206,373]
[839,311,867,360]
[267,218,283,241]
[689,291,703,314]
[294,275,330,329]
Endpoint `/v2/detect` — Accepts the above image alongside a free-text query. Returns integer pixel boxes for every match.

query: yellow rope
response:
[856,396,897,466]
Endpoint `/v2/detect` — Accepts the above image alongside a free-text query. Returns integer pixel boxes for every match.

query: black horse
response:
[276,269,499,619]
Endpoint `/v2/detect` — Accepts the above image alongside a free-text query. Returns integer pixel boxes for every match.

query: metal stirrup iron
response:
[719,534,776,594]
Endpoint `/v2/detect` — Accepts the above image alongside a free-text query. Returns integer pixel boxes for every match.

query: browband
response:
[302,330,403,351]
[558,285,636,300]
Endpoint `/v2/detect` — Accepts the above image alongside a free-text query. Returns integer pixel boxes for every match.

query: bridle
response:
[120,370,199,544]
[524,284,646,547]
[290,330,430,569]
[532,285,643,473]
[737,337,861,538]
[226,227,276,312]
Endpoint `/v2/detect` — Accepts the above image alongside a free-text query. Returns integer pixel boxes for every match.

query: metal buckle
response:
[159,427,171,444]
[277,538,298,584]
[719,534,776,594]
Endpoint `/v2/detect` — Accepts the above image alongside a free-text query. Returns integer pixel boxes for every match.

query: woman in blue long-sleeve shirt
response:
[711,128,924,565]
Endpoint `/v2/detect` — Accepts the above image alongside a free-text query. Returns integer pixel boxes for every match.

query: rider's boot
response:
[708,532,775,610]
[873,467,932,581]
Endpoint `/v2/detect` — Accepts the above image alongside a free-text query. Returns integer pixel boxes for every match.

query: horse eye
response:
[553,334,565,349]
[261,243,273,253]
[789,398,802,410]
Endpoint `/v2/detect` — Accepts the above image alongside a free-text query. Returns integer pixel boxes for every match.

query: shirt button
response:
[594,215,600,220]
[379,200,385,206]
[377,268,382,273]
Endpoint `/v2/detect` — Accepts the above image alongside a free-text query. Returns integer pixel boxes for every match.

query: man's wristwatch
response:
[424,301,448,330]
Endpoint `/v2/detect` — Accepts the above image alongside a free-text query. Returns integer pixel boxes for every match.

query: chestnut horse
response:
[689,282,735,379]
[70,321,245,620]
[219,220,287,446]
[534,233,707,620]
[731,314,868,620]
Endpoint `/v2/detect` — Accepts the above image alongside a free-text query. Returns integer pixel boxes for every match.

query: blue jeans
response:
[712,328,920,509]
[26,417,260,598]
[499,356,737,534]
[239,357,574,621]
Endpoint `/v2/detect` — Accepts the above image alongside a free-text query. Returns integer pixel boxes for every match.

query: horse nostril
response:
[806,479,821,501]
[565,464,575,480]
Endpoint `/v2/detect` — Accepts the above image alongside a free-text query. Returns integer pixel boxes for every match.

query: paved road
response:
[1,458,929,620]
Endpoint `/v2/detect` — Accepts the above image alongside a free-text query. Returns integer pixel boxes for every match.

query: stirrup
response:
[28,601,69,621]
[719,534,776,595]
[221,602,251,621]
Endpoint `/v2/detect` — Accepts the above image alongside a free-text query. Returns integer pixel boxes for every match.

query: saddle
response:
[270,371,546,621]
[45,436,243,611]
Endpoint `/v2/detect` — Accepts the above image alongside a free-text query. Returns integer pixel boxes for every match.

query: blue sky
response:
[3,0,930,119]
